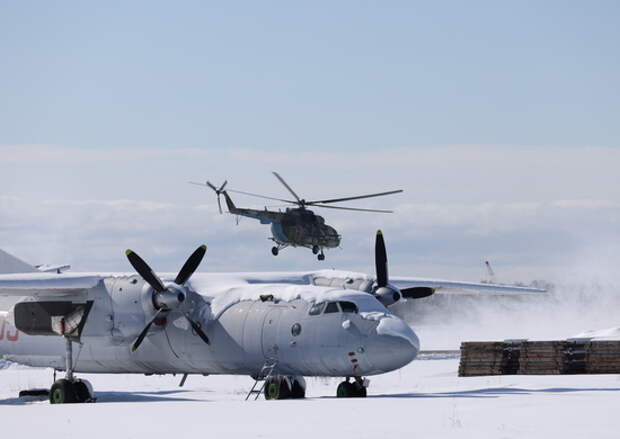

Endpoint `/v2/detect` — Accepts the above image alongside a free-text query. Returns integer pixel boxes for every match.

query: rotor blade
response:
[131,310,162,352]
[218,180,228,192]
[272,171,303,204]
[125,250,165,292]
[312,204,394,213]
[175,245,207,285]
[185,313,211,345]
[307,189,403,205]
[375,230,388,287]
[217,195,223,214]
[226,189,296,204]
[206,181,218,191]
[189,181,209,187]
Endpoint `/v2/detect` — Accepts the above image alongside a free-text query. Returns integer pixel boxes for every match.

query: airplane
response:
[0,232,545,403]
[190,172,403,261]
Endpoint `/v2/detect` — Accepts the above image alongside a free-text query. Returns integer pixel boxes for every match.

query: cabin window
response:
[339,301,358,313]
[291,323,302,336]
[308,302,326,316]
[324,302,340,314]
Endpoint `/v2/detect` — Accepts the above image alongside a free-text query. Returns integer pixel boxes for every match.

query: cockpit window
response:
[339,301,358,313]
[324,302,340,314]
[308,302,326,316]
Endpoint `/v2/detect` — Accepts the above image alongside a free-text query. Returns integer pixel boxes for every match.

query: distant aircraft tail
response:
[0,249,37,274]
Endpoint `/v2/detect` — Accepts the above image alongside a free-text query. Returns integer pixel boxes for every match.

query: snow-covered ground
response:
[1,355,619,438]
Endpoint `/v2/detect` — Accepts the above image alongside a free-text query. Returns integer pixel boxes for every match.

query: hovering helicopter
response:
[190,172,403,261]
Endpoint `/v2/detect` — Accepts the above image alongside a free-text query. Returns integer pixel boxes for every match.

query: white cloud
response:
[0,144,618,283]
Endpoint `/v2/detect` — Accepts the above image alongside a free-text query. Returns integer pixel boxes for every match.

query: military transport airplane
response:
[0,232,544,403]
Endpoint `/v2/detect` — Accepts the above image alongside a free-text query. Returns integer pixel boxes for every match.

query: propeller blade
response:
[272,171,303,204]
[307,189,403,205]
[125,250,165,292]
[312,204,394,213]
[131,310,162,352]
[175,245,207,285]
[401,287,435,299]
[185,313,211,345]
[375,230,388,287]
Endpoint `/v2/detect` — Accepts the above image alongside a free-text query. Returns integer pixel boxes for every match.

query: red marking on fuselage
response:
[0,318,19,342]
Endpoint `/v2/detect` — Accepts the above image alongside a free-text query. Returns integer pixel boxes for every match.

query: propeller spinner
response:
[372,230,435,306]
[125,245,211,352]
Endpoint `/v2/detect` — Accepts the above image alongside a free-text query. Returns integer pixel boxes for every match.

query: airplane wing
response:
[390,276,546,295]
[0,273,101,297]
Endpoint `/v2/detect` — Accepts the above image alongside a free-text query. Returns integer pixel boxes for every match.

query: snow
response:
[572,326,620,340]
[376,315,420,349]
[1,356,619,438]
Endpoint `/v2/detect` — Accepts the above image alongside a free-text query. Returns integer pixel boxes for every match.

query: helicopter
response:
[190,172,402,261]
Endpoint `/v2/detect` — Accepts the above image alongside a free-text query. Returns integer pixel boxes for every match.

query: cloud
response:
[0,144,618,283]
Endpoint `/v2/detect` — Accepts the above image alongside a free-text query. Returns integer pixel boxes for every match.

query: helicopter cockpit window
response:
[324,302,340,314]
[308,302,326,316]
[339,301,358,313]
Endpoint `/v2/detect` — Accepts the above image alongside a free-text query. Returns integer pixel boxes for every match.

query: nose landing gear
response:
[336,377,368,398]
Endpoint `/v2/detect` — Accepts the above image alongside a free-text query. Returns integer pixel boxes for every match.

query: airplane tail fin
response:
[0,249,37,274]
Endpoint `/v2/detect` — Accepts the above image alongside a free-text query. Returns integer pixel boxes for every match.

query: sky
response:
[1,1,619,283]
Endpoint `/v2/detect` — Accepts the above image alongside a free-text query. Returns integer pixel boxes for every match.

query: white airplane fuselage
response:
[0,274,419,378]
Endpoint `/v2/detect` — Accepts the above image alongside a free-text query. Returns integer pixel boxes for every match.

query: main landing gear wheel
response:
[271,246,279,256]
[312,245,319,255]
[317,252,325,261]
[264,376,306,400]
[50,379,93,404]
[336,379,367,398]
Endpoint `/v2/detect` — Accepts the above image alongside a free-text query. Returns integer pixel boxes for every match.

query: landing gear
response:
[50,337,95,404]
[317,251,325,261]
[50,378,93,404]
[312,245,319,255]
[271,246,279,256]
[264,376,306,400]
[336,377,367,398]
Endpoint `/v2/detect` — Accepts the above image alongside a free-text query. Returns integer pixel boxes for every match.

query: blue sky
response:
[0,2,619,283]
[1,1,618,150]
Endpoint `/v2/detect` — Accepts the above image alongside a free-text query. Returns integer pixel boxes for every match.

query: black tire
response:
[318,254,325,261]
[336,381,356,398]
[74,380,92,402]
[353,381,367,397]
[312,246,319,255]
[290,379,306,399]
[265,377,291,400]
[271,247,279,256]
[50,379,77,404]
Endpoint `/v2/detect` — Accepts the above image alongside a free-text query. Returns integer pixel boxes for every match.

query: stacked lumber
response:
[585,341,620,374]
[459,340,620,377]
[458,342,505,376]
[519,341,563,375]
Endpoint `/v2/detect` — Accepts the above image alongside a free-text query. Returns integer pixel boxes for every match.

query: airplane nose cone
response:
[365,316,419,373]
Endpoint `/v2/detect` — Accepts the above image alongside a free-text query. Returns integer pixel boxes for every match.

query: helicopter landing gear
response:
[317,250,325,261]
[271,246,279,256]
[312,245,319,255]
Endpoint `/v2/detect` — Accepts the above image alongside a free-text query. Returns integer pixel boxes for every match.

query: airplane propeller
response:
[372,230,435,306]
[125,245,211,352]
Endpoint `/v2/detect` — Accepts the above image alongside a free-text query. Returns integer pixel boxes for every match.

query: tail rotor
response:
[190,180,228,214]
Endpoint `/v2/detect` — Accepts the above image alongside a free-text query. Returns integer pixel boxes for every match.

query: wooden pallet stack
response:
[459,340,620,377]
[585,341,620,374]
[458,342,506,376]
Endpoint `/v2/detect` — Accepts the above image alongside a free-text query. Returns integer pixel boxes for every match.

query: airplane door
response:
[262,307,283,359]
